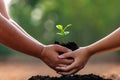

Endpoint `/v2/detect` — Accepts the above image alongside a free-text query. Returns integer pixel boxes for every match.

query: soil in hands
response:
[54,41,79,55]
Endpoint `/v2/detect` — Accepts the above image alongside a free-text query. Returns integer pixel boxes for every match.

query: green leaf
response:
[66,24,72,27]
[64,24,72,30]
[56,25,63,30]
[56,33,63,36]
[64,31,70,35]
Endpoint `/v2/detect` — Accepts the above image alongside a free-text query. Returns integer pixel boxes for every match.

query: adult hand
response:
[56,47,92,75]
[40,44,73,71]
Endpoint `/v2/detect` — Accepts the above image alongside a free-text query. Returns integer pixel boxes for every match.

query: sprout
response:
[56,24,72,37]
[56,24,72,42]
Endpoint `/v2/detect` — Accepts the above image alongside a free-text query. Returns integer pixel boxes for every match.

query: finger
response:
[58,59,74,65]
[57,65,84,75]
[54,45,72,53]
[57,69,79,75]
[55,64,68,72]
[58,52,73,59]
[57,64,67,67]
[57,59,74,67]
[56,59,78,72]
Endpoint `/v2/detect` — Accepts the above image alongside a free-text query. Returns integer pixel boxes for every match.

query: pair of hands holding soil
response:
[40,44,91,75]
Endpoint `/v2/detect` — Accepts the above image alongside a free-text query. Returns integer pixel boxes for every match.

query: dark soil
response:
[28,74,111,80]
[54,41,79,55]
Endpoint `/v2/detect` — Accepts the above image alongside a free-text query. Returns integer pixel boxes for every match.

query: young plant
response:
[56,24,72,42]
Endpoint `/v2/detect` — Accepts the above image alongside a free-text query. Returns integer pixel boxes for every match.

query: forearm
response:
[0,0,40,44]
[9,19,41,44]
[87,27,120,55]
[0,14,45,58]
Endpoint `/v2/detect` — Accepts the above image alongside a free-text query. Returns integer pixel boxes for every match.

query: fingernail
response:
[58,55,64,58]
[56,67,60,69]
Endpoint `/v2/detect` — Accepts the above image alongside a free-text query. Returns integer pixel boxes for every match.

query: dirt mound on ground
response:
[28,74,111,80]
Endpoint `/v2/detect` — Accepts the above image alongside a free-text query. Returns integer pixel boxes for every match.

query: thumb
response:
[58,52,73,59]
[55,45,72,53]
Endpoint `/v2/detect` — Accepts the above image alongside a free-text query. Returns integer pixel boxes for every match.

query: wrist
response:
[30,44,46,59]
[85,46,95,56]
[77,46,94,58]
[37,44,46,59]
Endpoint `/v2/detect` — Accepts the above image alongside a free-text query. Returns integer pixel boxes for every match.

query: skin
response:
[57,27,120,75]
[0,0,73,71]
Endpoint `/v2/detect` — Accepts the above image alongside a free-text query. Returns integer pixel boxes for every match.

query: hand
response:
[40,44,73,71]
[56,47,92,75]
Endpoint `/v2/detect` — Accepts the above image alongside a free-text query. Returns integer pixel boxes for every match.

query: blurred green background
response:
[0,0,120,59]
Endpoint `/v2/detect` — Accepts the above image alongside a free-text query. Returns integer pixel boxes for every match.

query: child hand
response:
[56,47,92,75]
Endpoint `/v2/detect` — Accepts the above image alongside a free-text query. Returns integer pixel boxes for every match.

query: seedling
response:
[56,24,72,42]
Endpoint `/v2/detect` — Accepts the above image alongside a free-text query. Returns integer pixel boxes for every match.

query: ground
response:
[0,52,120,80]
